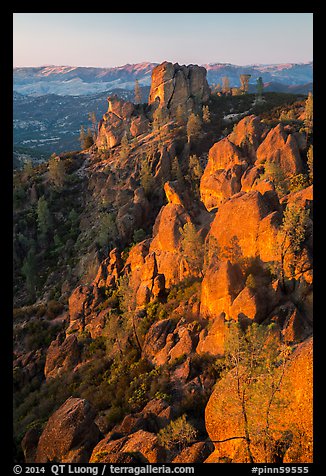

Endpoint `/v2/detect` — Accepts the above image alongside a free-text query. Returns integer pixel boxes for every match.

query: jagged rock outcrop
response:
[97,95,150,149]
[228,114,268,162]
[148,61,210,114]
[200,138,247,210]
[196,314,226,357]
[36,397,101,463]
[256,123,303,176]
[208,190,280,260]
[229,283,281,324]
[204,337,313,463]
[93,248,123,288]
[44,333,80,380]
[149,190,192,287]
[116,187,151,244]
[90,429,166,463]
[142,318,198,369]
[172,441,214,463]
[200,260,244,321]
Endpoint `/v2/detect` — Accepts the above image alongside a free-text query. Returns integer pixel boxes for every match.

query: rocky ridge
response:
[13,61,313,464]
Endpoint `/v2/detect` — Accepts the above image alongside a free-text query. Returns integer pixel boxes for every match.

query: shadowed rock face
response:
[149,61,210,113]
[35,397,101,463]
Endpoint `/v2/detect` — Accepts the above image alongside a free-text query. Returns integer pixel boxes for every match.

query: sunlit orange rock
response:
[200,261,244,320]
[204,337,313,463]
[36,397,101,463]
[228,114,268,162]
[149,61,210,113]
[209,190,279,259]
[256,123,303,176]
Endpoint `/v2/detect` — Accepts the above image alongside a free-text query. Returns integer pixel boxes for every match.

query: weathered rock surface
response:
[205,337,313,463]
[172,441,214,463]
[228,114,268,162]
[200,138,247,210]
[149,197,192,286]
[208,191,279,259]
[44,333,80,380]
[196,314,226,356]
[200,260,244,320]
[229,281,281,324]
[149,62,210,114]
[36,397,101,463]
[97,95,151,149]
[93,248,123,288]
[22,428,41,463]
[256,123,303,176]
[90,430,166,463]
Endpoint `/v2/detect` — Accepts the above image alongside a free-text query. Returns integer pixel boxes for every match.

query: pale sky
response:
[13,13,313,67]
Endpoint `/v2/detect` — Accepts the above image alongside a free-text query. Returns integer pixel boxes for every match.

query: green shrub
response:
[158,414,198,451]
[46,300,64,320]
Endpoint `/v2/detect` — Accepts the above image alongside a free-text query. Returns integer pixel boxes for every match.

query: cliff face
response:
[13,61,313,465]
[97,62,211,150]
[148,61,210,113]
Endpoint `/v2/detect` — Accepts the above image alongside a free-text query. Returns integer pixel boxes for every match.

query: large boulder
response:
[200,138,247,210]
[172,441,214,463]
[35,397,101,463]
[208,191,279,260]
[228,114,268,162]
[196,314,226,357]
[229,283,281,324]
[256,123,303,177]
[97,95,150,150]
[148,62,210,114]
[149,198,192,286]
[90,430,166,463]
[204,337,313,463]
[200,260,244,320]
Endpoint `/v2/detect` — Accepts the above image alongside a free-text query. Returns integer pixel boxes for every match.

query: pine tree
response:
[277,203,310,288]
[307,145,313,184]
[97,212,118,249]
[48,156,65,189]
[80,125,94,149]
[202,105,211,124]
[186,113,202,142]
[304,92,313,140]
[176,104,185,125]
[21,246,37,299]
[22,160,33,182]
[140,156,155,197]
[223,322,292,463]
[171,156,184,185]
[120,133,130,160]
[37,196,51,239]
[88,111,97,141]
[179,222,204,276]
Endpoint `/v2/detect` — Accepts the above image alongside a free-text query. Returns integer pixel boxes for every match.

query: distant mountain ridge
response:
[13,61,313,96]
